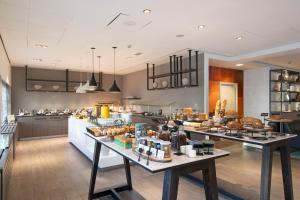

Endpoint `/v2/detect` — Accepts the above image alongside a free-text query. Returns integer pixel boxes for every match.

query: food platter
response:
[244,126,273,132]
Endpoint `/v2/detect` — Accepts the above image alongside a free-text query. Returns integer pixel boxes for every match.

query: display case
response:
[270,69,300,114]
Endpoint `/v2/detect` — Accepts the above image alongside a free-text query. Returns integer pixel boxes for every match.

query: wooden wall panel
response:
[209,66,244,116]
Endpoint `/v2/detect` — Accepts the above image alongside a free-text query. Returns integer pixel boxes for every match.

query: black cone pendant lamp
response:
[88,47,97,90]
[109,47,121,93]
[95,56,105,92]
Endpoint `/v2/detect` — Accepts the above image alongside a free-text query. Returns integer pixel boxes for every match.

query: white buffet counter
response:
[68,117,123,168]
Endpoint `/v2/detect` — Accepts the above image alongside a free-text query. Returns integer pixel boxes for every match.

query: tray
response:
[244,126,272,132]
[132,147,172,163]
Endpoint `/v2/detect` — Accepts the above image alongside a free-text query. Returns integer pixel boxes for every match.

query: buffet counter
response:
[68,117,123,169]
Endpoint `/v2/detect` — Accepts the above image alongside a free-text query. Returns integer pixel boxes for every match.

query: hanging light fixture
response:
[81,50,93,91]
[76,59,86,93]
[109,47,121,93]
[95,56,106,92]
[87,47,97,91]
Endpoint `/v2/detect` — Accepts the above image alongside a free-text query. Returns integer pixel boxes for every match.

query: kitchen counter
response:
[16,113,71,117]
[0,122,17,200]
[17,115,68,139]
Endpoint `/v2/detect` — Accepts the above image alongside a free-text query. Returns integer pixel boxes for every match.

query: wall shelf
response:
[25,66,104,93]
[270,69,300,114]
[146,50,199,90]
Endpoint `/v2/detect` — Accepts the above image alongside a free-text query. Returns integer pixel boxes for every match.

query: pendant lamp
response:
[87,47,97,91]
[109,47,121,93]
[76,60,86,93]
[95,56,106,92]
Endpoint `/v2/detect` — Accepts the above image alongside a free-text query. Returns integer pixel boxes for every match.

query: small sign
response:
[150,148,158,157]
[157,150,165,160]
[144,146,150,152]
[261,113,269,117]
[138,144,146,150]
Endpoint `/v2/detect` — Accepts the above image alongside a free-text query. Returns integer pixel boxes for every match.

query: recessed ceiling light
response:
[176,34,184,38]
[235,36,243,40]
[197,25,206,29]
[35,44,48,48]
[235,63,244,67]
[33,58,43,62]
[143,9,151,14]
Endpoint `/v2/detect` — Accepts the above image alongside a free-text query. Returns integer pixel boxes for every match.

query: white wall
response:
[0,39,11,85]
[0,37,11,122]
[244,66,270,120]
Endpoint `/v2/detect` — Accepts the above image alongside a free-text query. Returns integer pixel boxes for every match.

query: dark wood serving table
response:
[184,127,297,200]
[86,132,229,200]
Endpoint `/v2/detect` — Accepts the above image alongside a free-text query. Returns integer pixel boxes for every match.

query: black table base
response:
[88,140,220,200]
[185,130,294,200]
[88,142,133,200]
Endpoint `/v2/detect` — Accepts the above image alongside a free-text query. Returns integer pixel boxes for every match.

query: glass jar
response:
[171,126,187,150]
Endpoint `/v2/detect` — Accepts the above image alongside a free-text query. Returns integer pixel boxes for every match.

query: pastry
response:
[252,121,264,129]
[241,117,261,125]
[214,100,221,117]
[227,121,243,129]
[270,115,282,120]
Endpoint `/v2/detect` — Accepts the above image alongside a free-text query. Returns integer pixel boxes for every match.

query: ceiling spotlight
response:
[235,63,244,67]
[35,44,48,48]
[143,9,151,14]
[235,36,243,40]
[176,34,184,38]
[33,58,43,62]
[197,25,206,29]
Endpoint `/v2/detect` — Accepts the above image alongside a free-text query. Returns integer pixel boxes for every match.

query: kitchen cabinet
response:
[48,116,62,136]
[32,117,48,137]
[17,115,69,139]
[17,117,32,139]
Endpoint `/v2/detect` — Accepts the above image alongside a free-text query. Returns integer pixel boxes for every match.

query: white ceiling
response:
[1,0,300,74]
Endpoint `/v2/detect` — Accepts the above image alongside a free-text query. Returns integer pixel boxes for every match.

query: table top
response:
[86,132,229,173]
[185,127,297,145]
[265,118,293,123]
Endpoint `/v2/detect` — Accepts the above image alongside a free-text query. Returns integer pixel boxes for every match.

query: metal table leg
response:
[88,141,102,200]
[123,157,132,190]
[280,142,294,200]
[260,144,273,200]
[202,160,219,200]
[162,169,180,200]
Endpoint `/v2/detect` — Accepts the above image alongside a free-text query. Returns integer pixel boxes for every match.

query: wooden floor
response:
[7,137,300,200]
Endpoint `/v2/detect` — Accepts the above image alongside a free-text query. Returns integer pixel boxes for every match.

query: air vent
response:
[134,52,143,56]
[107,12,128,27]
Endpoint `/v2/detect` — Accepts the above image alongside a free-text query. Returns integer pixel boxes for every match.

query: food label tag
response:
[157,150,165,159]
[138,144,145,150]
[150,148,158,156]
[143,146,150,152]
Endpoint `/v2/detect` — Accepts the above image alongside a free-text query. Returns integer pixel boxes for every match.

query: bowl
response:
[161,81,168,88]
[182,78,189,86]
[34,85,42,90]
[152,81,158,89]
[52,85,60,90]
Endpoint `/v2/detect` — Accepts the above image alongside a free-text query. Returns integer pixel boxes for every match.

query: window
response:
[1,81,10,123]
